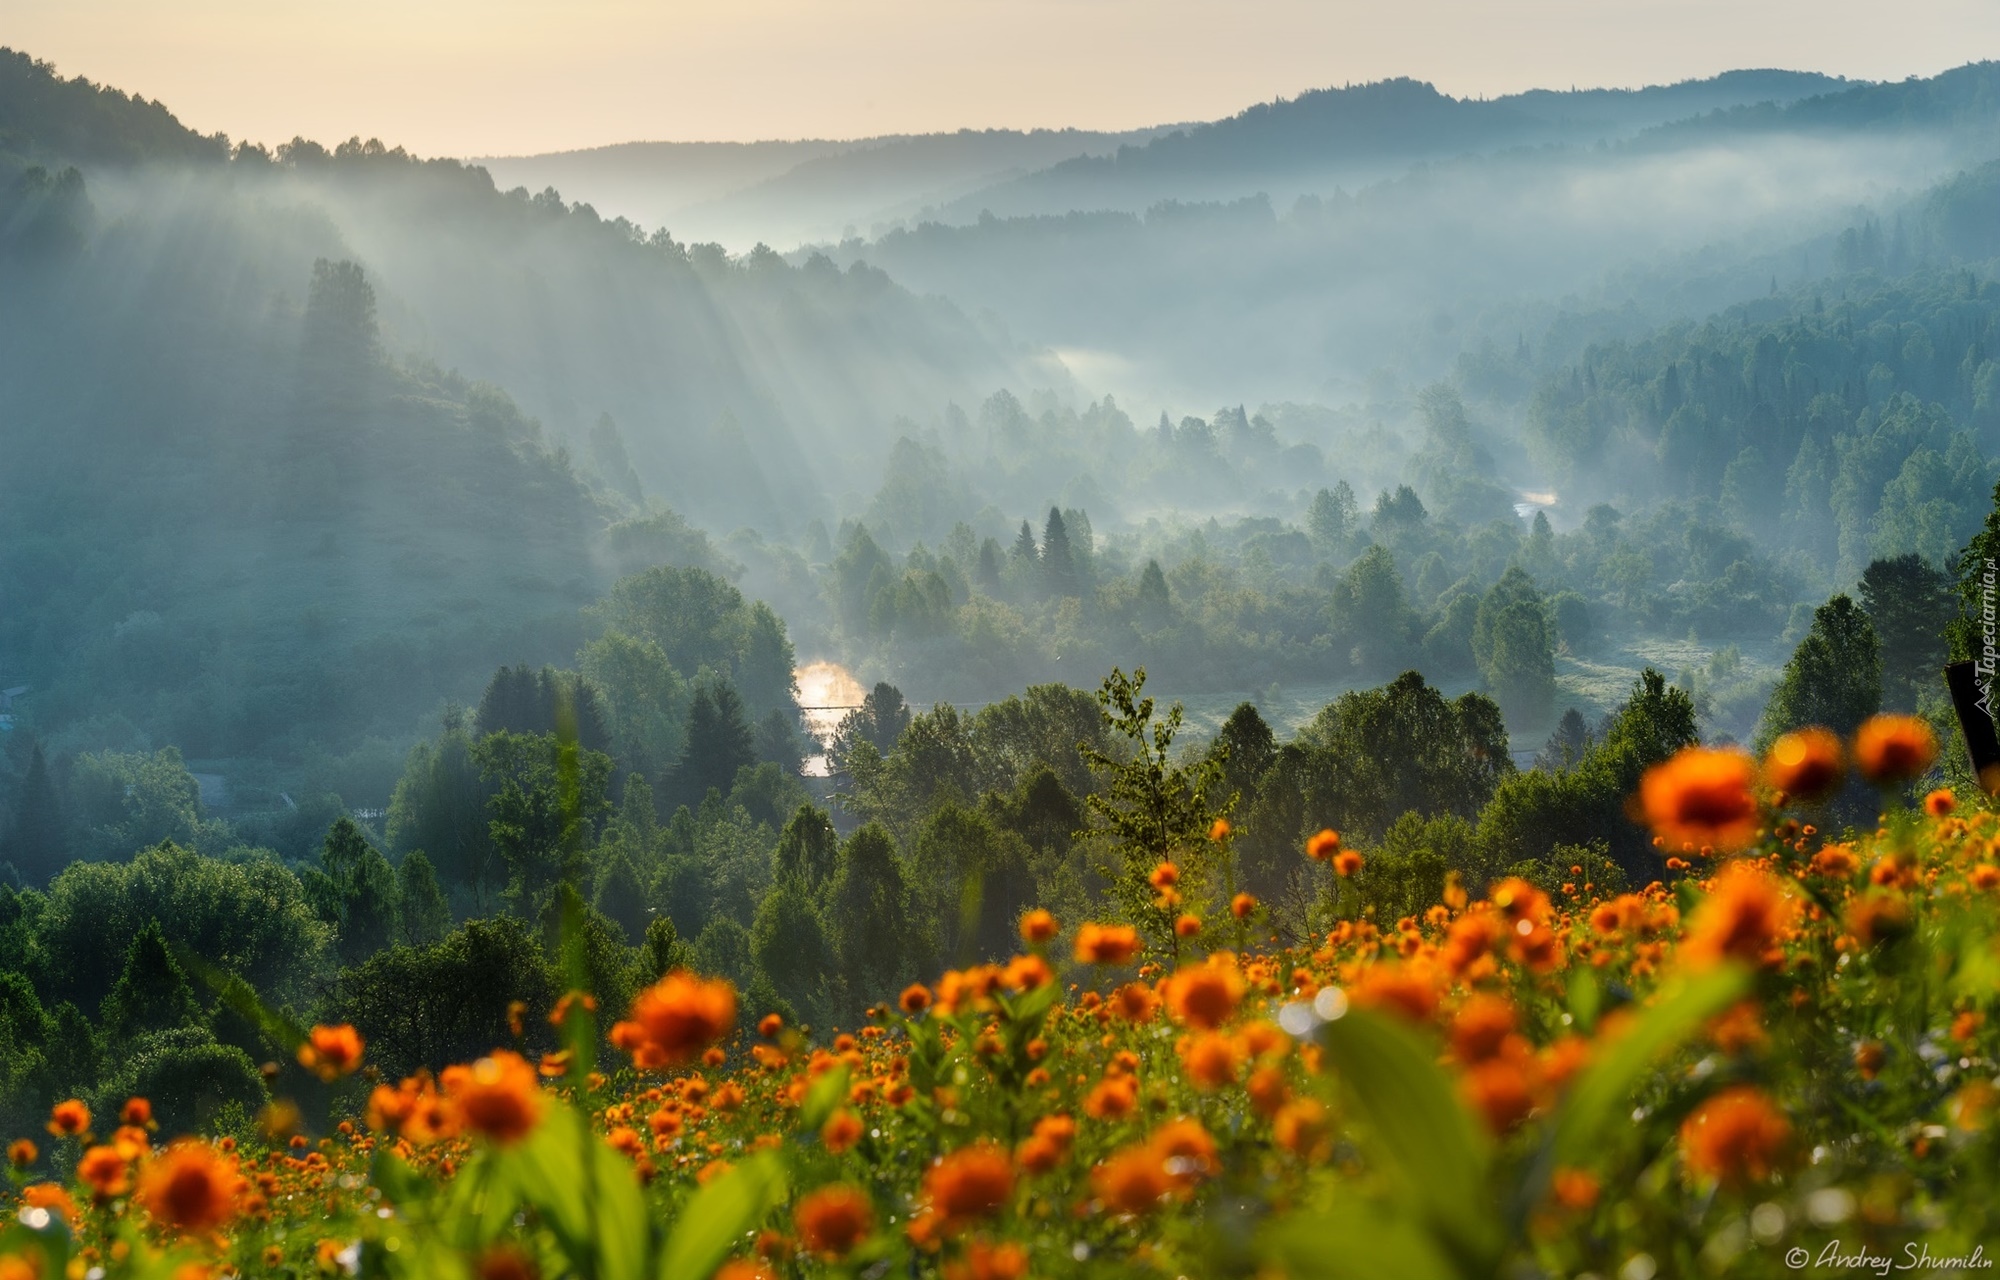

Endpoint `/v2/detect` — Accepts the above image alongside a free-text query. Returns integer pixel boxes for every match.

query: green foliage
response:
[397,850,452,946]
[474,730,614,916]
[1082,667,1229,944]
[325,916,559,1080]
[1759,593,1883,747]
[749,876,831,1025]
[824,822,926,1011]
[94,1025,268,1138]
[388,721,501,912]
[98,920,202,1042]
[38,842,331,1012]
[1860,553,1954,710]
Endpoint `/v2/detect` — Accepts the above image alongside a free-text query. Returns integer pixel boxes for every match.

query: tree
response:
[97,920,201,1042]
[1081,668,1230,946]
[833,682,911,763]
[1042,507,1078,596]
[1136,560,1172,627]
[7,742,63,885]
[1213,702,1277,810]
[642,916,693,979]
[1306,482,1359,556]
[1859,554,1952,710]
[671,685,757,809]
[911,805,1034,965]
[94,1027,266,1139]
[773,805,841,893]
[824,823,925,1008]
[592,851,650,943]
[397,851,451,946]
[40,842,332,1013]
[691,918,751,989]
[387,722,499,912]
[1011,520,1039,567]
[325,917,560,1082]
[1332,546,1418,677]
[1759,594,1882,748]
[473,731,614,916]
[1301,672,1514,839]
[750,878,830,1026]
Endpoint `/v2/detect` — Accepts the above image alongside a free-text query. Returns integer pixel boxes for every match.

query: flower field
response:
[5,714,2000,1280]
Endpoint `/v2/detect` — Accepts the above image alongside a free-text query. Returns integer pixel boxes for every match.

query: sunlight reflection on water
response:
[795,660,865,777]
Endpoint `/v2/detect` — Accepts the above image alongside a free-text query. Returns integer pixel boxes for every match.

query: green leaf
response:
[1316,1008,1497,1269]
[587,1129,651,1280]
[1264,1200,1460,1280]
[1566,967,1600,1034]
[1515,965,1748,1230]
[657,1152,788,1280]
[799,1063,852,1134]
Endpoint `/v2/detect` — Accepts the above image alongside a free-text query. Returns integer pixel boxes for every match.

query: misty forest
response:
[4,41,2000,1280]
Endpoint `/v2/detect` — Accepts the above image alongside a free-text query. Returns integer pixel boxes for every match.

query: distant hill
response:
[0,47,225,168]
[940,70,1853,220]
[473,69,1850,249]
[476,126,1178,250]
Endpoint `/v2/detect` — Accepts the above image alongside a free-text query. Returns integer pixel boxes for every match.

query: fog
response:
[5,51,2000,813]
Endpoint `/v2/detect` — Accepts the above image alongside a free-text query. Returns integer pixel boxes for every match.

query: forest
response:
[3,37,2000,1280]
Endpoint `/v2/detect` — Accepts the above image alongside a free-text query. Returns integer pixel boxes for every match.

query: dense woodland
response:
[2,45,2000,1163]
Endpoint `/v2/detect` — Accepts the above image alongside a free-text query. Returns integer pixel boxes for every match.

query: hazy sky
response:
[10,0,1999,157]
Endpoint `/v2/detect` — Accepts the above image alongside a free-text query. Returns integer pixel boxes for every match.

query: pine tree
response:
[1137,560,1172,627]
[8,742,63,885]
[672,684,757,807]
[1011,520,1038,566]
[975,538,1003,594]
[1859,554,1953,711]
[592,851,649,943]
[397,850,451,946]
[1041,507,1078,596]
[99,920,201,1041]
[773,805,841,891]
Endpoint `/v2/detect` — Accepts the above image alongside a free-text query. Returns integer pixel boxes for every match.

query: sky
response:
[8,0,2000,158]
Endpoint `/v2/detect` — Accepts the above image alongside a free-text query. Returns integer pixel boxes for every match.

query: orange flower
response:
[20,1183,77,1229]
[794,1184,874,1259]
[1109,982,1161,1023]
[1148,1116,1217,1182]
[1173,913,1202,938]
[1247,1064,1290,1117]
[610,971,737,1070]
[367,1073,459,1144]
[1449,995,1518,1064]
[1148,862,1179,889]
[1230,892,1258,918]
[1461,1058,1536,1134]
[1273,1098,1329,1156]
[899,984,933,1014]
[1305,829,1341,861]
[120,1097,154,1130]
[1164,960,1245,1029]
[923,1142,1014,1227]
[1810,846,1860,878]
[440,1051,544,1145]
[1763,727,1843,802]
[946,1240,1029,1280]
[1639,747,1759,852]
[1683,862,1797,968]
[759,1013,783,1038]
[1350,963,1439,1023]
[1073,923,1143,965]
[821,1109,864,1155]
[297,1024,366,1081]
[1679,1086,1791,1187]
[46,1100,89,1138]
[1844,890,1913,947]
[1551,1167,1600,1211]
[1091,1144,1173,1215]
[1853,714,1937,783]
[136,1142,243,1234]
[1971,864,2000,891]
[1924,787,1955,816]
[1332,850,1363,877]
[1017,909,1058,944]
[1179,1032,1242,1090]
[1209,818,1232,842]
[77,1144,130,1199]
[7,1139,35,1169]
